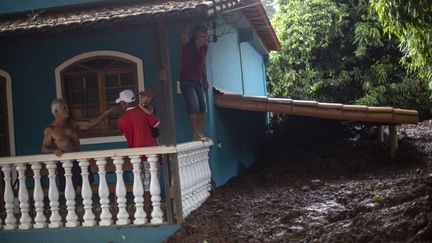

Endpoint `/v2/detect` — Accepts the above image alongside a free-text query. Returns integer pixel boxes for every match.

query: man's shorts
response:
[180,80,207,114]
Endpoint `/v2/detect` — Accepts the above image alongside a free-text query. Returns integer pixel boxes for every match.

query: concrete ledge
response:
[0,224,180,243]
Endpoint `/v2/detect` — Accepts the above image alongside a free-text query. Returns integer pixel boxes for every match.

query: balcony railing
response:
[0,141,213,231]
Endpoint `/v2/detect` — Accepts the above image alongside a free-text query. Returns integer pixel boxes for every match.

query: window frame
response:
[0,70,15,156]
[55,51,145,145]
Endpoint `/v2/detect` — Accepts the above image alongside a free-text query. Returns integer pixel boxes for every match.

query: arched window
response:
[59,54,142,139]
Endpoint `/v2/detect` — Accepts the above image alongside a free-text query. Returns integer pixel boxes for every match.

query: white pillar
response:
[16,164,32,229]
[31,162,47,229]
[189,149,200,211]
[11,166,19,215]
[62,160,79,227]
[78,159,96,227]
[130,155,146,225]
[196,149,206,205]
[178,152,188,217]
[179,151,192,217]
[203,146,212,200]
[96,158,112,226]
[113,156,129,225]
[2,164,17,230]
[148,154,163,224]
[187,148,198,212]
[45,161,63,228]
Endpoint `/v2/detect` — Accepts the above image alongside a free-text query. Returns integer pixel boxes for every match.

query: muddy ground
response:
[167,118,432,242]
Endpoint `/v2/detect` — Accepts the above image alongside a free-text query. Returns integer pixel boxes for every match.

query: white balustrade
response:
[177,141,213,218]
[177,151,189,217]
[148,155,163,224]
[0,144,204,231]
[63,160,79,227]
[96,158,112,226]
[46,161,63,228]
[113,156,129,225]
[197,148,206,206]
[179,149,192,217]
[184,151,194,216]
[2,164,17,230]
[190,148,201,211]
[203,146,212,194]
[31,162,47,229]
[130,155,146,225]
[79,159,96,227]
[16,164,32,230]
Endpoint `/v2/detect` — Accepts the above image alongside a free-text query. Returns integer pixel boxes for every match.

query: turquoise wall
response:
[0,28,157,155]
[240,42,267,96]
[209,40,267,185]
[0,0,104,14]
[207,29,243,94]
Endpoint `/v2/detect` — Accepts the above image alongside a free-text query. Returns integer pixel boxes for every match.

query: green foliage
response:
[370,0,432,81]
[266,0,432,119]
[268,0,349,100]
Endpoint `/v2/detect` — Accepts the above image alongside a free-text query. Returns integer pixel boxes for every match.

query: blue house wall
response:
[0,28,157,155]
[240,42,267,96]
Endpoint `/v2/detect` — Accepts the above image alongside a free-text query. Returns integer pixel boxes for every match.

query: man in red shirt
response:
[117,89,159,147]
[180,24,210,141]
[116,89,159,218]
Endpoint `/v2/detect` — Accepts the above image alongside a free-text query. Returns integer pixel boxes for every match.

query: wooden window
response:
[0,76,10,156]
[61,57,138,138]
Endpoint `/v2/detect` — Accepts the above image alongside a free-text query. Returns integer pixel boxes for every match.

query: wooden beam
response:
[152,21,183,223]
[159,22,177,146]
[152,25,168,145]
[171,154,184,223]
[162,154,174,224]
[152,22,177,146]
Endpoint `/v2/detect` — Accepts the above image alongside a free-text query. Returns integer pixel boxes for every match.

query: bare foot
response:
[200,133,210,141]
[193,136,206,142]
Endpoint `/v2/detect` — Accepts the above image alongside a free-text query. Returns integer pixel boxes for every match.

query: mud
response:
[167,121,432,242]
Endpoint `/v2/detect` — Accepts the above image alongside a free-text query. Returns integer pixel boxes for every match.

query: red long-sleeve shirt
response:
[117,107,159,148]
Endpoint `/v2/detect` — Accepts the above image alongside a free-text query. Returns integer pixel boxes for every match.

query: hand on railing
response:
[54,149,63,157]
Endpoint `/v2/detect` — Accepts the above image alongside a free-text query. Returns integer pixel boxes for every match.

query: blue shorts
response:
[180,80,207,114]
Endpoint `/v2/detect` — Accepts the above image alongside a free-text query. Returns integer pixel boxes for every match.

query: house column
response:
[152,22,183,224]
[152,22,177,146]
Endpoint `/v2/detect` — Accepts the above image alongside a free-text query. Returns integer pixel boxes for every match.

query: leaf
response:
[372,194,385,202]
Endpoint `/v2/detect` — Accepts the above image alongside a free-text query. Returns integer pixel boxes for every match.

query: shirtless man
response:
[42,98,112,190]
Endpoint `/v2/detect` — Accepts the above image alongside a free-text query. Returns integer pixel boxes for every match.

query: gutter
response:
[214,92,419,124]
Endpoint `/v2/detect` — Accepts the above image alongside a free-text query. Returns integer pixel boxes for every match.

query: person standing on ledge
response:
[180,24,210,141]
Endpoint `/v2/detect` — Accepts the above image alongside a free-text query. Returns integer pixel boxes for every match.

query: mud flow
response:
[168,119,432,243]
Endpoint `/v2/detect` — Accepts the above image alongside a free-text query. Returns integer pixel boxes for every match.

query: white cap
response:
[115,89,135,103]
